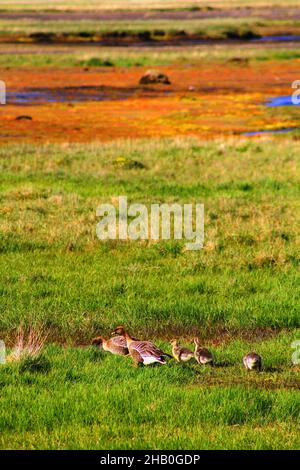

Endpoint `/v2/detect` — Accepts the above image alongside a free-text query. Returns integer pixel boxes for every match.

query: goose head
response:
[91,336,104,348]
[112,325,126,337]
[194,337,200,346]
[170,339,178,346]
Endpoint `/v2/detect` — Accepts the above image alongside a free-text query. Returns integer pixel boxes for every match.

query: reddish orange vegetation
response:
[0,61,299,143]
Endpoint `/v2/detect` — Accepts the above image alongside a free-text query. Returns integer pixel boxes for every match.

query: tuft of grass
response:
[80,57,114,67]
[7,326,48,363]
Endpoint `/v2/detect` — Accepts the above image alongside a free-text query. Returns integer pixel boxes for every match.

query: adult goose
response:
[243,352,262,371]
[171,339,194,362]
[92,335,129,356]
[194,338,214,366]
[112,326,170,366]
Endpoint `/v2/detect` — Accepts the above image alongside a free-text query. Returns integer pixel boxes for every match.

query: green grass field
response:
[1,137,300,449]
[1,18,298,38]
[0,0,298,11]
[1,139,300,340]
[1,42,300,69]
[0,138,300,450]
[0,333,299,449]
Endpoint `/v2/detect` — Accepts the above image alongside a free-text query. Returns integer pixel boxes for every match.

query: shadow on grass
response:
[214,361,235,368]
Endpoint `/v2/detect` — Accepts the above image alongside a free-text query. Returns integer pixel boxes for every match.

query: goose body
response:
[171,340,194,362]
[92,335,129,356]
[194,338,214,365]
[112,326,170,366]
[243,352,262,371]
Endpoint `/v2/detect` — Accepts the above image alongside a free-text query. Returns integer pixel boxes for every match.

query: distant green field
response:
[0,17,265,36]
[0,0,298,11]
[1,42,300,69]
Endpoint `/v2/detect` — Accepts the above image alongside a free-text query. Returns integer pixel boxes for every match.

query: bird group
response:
[92,326,262,371]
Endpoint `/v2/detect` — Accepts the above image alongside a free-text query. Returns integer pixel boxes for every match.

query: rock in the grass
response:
[124,159,146,170]
[29,32,56,43]
[228,57,249,65]
[15,115,33,121]
[139,70,171,85]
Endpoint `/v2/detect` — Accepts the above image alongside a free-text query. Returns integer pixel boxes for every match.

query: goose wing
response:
[130,340,167,363]
[110,336,127,347]
[106,336,129,355]
[196,347,214,363]
[180,347,193,355]
[179,347,194,361]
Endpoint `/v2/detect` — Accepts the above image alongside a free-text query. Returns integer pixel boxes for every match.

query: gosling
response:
[194,338,214,366]
[171,339,194,362]
[243,352,262,371]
